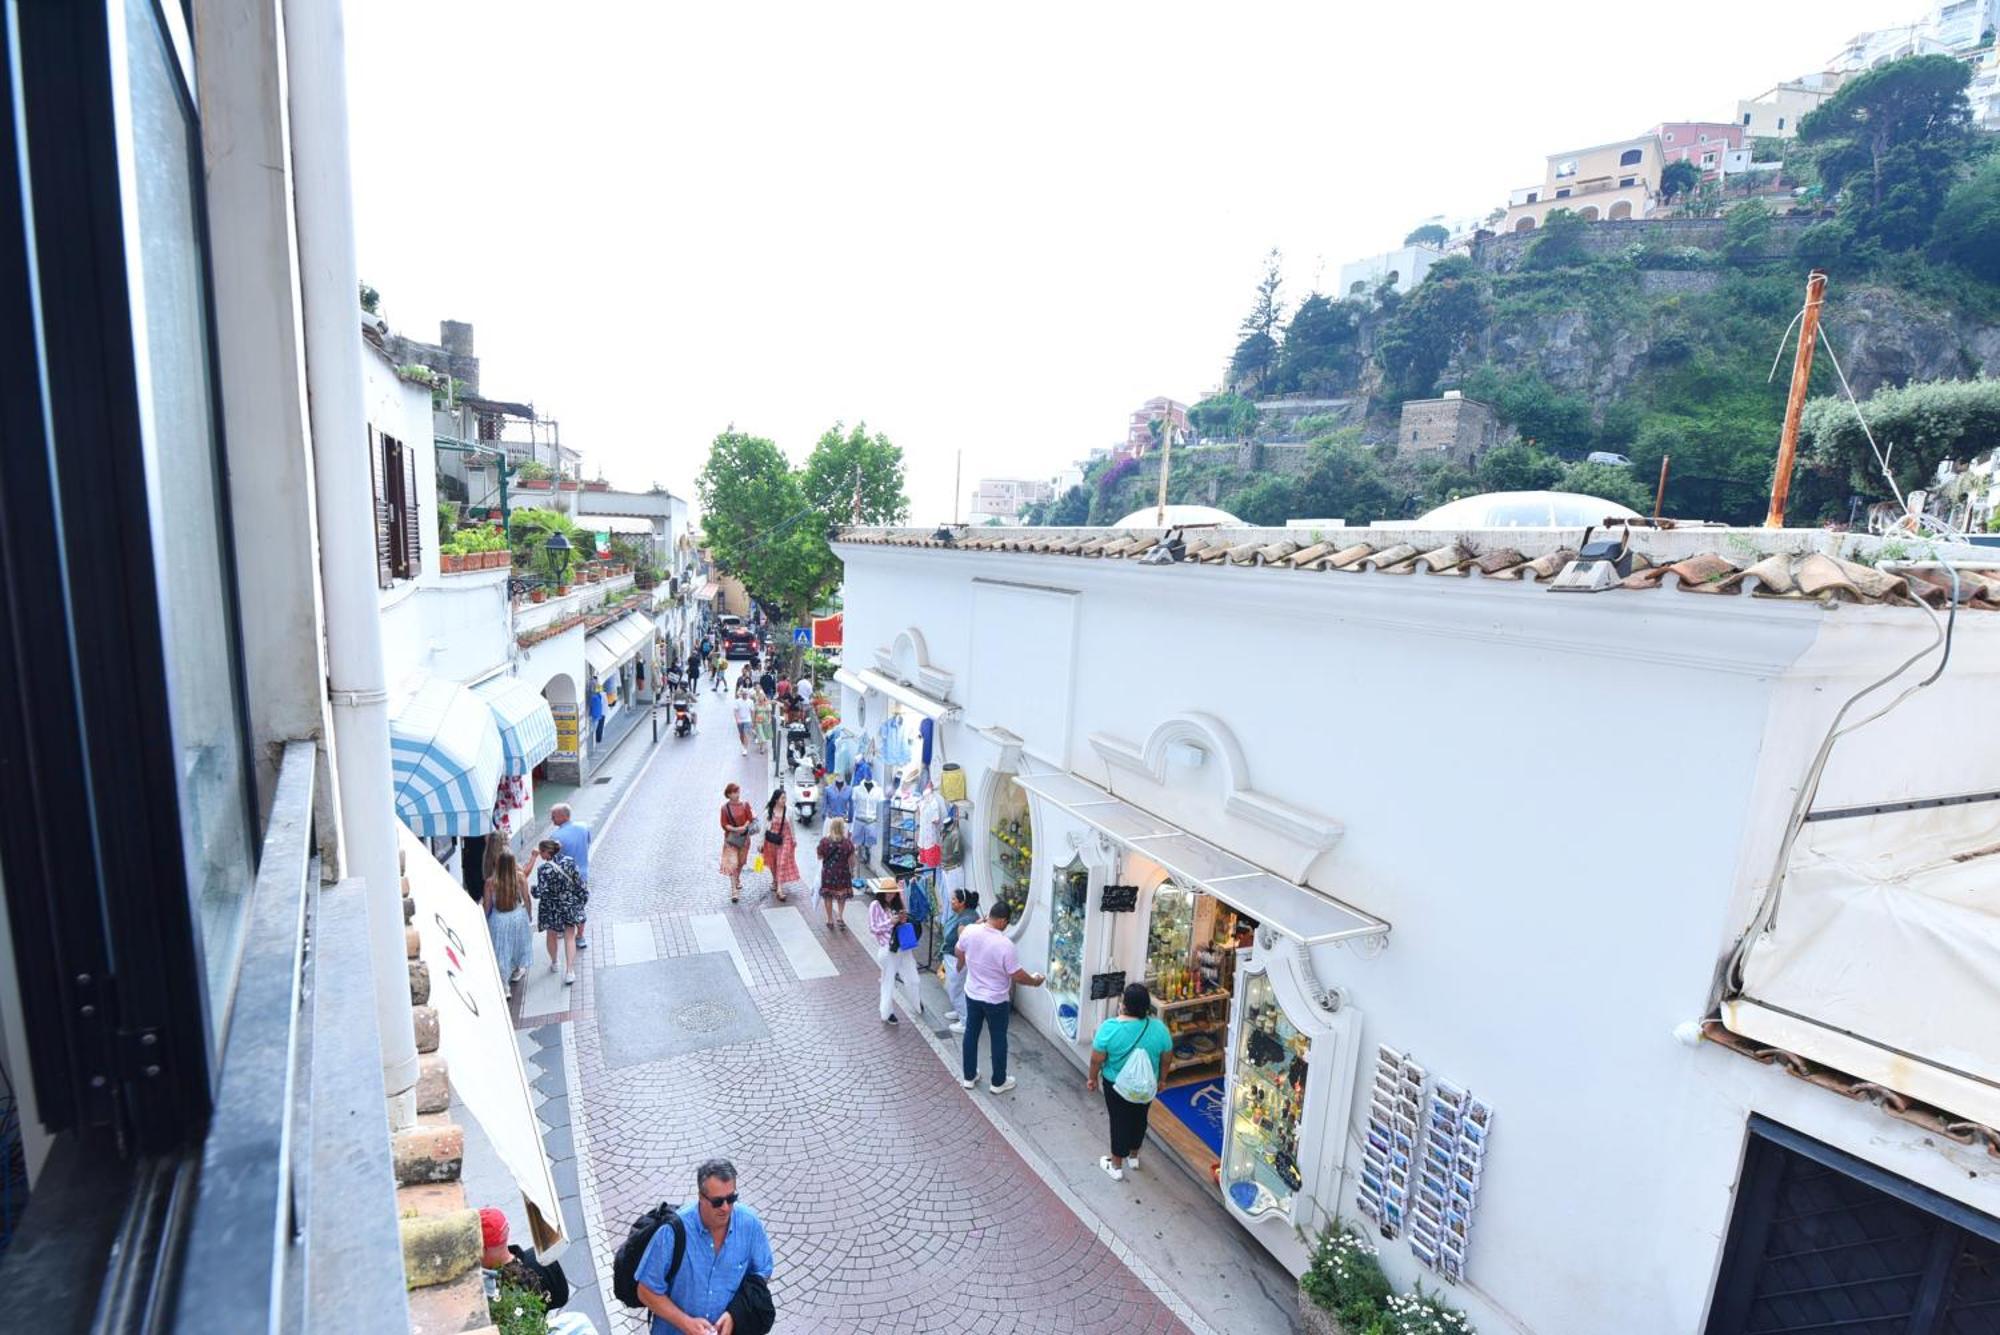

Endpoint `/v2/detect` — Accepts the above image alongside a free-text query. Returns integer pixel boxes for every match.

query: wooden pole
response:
[1155,413,1174,527]
[1653,453,1671,519]
[1766,269,1827,528]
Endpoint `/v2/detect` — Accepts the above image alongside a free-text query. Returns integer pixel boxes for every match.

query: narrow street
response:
[518,689,1197,1334]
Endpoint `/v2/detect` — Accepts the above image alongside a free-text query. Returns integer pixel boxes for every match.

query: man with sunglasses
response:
[636,1158,774,1335]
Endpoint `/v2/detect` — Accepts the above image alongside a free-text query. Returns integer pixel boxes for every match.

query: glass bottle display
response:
[1145,883,1195,990]
[1223,971,1312,1219]
[1046,858,1087,1039]
[1145,883,1237,1081]
[986,777,1032,925]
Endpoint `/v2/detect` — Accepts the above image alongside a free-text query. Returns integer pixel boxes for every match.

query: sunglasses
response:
[702,1192,739,1208]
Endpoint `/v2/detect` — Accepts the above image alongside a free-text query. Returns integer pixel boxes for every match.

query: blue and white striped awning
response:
[474,675,558,774]
[390,678,505,836]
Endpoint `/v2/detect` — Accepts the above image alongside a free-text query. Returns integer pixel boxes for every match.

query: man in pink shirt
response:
[954,901,1044,1094]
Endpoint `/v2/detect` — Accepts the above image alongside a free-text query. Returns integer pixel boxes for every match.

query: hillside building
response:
[971,477,1057,523]
[1338,244,1444,298]
[1734,71,1848,139]
[1500,134,1664,232]
[1397,391,1499,463]
[1647,121,1747,177]
[1125,397,1191,457]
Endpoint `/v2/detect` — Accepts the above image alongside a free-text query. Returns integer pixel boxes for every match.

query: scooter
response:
[791,761,820,827]
[672,697,695,738]
[784,715,812,770]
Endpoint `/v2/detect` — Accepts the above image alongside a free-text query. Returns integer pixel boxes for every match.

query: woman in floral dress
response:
[815,816,856,932]
[531,836,587,986]
[762,787,800,903]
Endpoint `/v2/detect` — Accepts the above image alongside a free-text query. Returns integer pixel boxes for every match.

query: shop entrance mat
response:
[1156,1077,1226,1156]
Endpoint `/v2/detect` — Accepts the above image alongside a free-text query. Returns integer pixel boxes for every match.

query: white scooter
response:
[791,760,820,828]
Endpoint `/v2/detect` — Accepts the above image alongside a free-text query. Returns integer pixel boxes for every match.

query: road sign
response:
[793,627,810,645]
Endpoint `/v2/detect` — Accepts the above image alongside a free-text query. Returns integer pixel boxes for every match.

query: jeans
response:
[878,946,919,1021]
[943,956,967,1017]
[962,996,1011,1084]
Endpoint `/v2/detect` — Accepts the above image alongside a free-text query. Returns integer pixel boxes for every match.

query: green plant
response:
[487,1280,547,1335]
[514,460,552,482]
[395,362,440,387]
[1300,1225,1393,1316]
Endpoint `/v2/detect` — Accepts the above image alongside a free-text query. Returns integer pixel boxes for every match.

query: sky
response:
[345,0,1899,524]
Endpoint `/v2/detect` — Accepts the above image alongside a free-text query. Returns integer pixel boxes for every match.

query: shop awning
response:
[833,665,959,720]
[390,678,505,836]
[584,612,654,677]
[695,581,719,601]
[811,612,844,648]
[1010,771,1387,946]
[474,675,558,774]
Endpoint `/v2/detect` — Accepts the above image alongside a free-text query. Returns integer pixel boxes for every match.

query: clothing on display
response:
[877,717,911,772]
[851,780,883,859]
[916,788,946,854]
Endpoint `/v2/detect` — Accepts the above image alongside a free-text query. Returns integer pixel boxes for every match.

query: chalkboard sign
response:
[1088,970,1127,1000]
[1099,884,1139,913]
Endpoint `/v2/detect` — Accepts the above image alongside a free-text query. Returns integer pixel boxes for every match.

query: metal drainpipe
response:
[283,0,420,1129]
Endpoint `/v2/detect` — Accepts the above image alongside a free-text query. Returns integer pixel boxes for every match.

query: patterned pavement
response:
[545,698,1191,1333]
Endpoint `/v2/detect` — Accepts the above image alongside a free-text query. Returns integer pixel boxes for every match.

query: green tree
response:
[1722,199,1776,260]
[1294,438,1395,522]
[1933,156,2000,282]
[1474,442,1564,492]
[1520,209,1590,269]
[1800,376,2000,498]
[799,422,908,525]
[1374,256,1487,400]
[1403,222,1450,248]
[1222,475,1299,526]
[1466,370,1594,454]
[695,430,839,620]
[1045,484,1090,526]
[1556,460,1654,512]
[1229,248,1286,392]
[1272,293,1365,395]
[1661,160,1702,201]
[1795,54,1976,249]
[1189,393,1261,441]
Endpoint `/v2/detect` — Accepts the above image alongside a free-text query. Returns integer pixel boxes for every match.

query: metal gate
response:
[1707,1118,2000,1334]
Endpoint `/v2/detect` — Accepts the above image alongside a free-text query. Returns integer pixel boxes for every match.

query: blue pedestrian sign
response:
[792,627,811,645]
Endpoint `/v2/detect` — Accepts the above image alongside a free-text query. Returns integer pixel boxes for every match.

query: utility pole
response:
[1653,454,1671,519]
[1766,269,1827,528]
[953,450,962,527]
[1154,407,1176,527]
[850,465,863,526]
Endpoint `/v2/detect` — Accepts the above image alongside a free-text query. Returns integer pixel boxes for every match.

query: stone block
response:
[404,894,415,923]
[406,925,422,958]
[399,1207,480,1289]
[393,1122,464,1185]
[409,959,432,1006]
[413,1004,439,1053]
[416,1053,450,1114]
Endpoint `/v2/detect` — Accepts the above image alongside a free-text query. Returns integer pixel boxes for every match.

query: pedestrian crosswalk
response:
[761,906,837,979]
[690,911,754,985]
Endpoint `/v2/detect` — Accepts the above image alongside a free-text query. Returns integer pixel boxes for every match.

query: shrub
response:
[1300,1226,1392,1316]
[488,1281,547,1335]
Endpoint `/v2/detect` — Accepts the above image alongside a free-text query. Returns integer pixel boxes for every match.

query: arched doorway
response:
[1514,216,1537,233]
[541,672,579,784]
[1579,206,1600,221]
[1609,200,1633,220]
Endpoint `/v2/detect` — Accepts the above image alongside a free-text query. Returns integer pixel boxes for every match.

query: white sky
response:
[346,1,1895,524]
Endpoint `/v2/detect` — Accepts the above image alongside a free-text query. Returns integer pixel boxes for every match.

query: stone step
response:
[393,1121,463,1185]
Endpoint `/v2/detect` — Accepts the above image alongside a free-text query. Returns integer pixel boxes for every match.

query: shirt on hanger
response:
[852,783,884,824]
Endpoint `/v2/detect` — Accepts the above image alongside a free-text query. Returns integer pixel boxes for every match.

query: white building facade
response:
[1339,244,1444,297]
[832,523,2000,1333]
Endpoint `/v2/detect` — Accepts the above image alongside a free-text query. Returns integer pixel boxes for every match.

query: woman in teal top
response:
[1086,982,1173,1181]
[940,889,980,1032]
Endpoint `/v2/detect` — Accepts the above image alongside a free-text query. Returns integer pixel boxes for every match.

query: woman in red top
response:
[719,782,756,903]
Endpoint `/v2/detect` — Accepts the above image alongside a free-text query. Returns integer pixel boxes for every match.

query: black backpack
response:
[612,1201,687,1309]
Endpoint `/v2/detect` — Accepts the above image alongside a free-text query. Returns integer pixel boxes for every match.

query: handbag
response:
[892,920,920,953]
[764,816,786,849]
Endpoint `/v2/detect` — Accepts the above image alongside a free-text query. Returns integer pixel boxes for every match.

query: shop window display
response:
[1144,883,1243,1082]
[1047,858,1088,1039]
[988,777,1032,926]
[1223,971,1311,1218]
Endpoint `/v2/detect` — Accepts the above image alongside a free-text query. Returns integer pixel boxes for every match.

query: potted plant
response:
[529,587,547,604]
[442,541,465,573]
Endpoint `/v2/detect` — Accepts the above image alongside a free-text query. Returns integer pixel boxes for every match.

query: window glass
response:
[123,0,257,1053]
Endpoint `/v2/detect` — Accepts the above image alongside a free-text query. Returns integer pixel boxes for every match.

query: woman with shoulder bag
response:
[761,787,799,903]
[815,816,856,932]
[718,782,758,903]
[867,879,922,1025]
[532,837,588,986]
[1085,982,1173,1181]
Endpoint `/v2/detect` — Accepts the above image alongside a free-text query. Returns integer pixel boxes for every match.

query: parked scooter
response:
[791,760,820,827]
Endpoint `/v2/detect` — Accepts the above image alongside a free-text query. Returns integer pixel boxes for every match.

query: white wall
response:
[836,542,2000,1334]
[1338,245,1442,297]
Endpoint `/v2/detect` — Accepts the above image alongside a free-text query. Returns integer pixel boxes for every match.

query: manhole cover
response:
[673,1000,733,1034]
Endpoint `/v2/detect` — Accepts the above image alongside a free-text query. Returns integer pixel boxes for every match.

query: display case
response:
[884,794,920,874]
[1046,858,1088,1040]
[1144,883,1242,1080]
[987,778,1032,924]
[1219,946,1365,1271]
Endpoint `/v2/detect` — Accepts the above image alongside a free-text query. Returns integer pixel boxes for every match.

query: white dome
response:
[1414,490,1640,529]
[1112,503,1245,528]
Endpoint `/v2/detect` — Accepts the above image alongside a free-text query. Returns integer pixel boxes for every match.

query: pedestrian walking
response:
[485,849,533,994]
[868,880,922,1025]
[711,651,729,693]
[588,681,607,745]
[531,836,588,985]
[939,888,980,1034]
[757,666,777,701]
[955,901,1044,1093]
[687,648,704,686]
[1085,982,1172,1180]
[718,783,757,903]
[815,816,855,932]
[731,691,754,755]
[760,788,799,903]
[635,1159,774,1335]
[550,803,591,951]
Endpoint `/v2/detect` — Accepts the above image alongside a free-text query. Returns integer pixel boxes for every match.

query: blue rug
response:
[1155,1078,1226,1156]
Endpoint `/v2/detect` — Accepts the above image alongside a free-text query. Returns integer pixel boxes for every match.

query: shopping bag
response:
[751,852,766,873]
[1112,1022,1162,1104]
[893,921,919,952]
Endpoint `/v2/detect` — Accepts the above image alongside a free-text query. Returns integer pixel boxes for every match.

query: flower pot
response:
[555,584,570,596]
[529,588,547,603]
[486,551,505,569]
[444,553,465,573]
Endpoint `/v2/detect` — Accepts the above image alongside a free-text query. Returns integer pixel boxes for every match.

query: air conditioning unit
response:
[1549,527,1635,593]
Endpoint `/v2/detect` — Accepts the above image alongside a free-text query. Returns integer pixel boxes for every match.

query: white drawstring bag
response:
[1112,1018,1162,1104]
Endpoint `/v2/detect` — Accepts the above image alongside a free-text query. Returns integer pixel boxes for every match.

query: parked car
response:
[1586,451,1632,467]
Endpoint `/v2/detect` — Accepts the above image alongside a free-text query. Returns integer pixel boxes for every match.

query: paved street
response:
[522,691,1197,1334]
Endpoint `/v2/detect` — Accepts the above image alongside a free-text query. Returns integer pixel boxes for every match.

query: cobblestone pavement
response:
[553,704,1192,1334]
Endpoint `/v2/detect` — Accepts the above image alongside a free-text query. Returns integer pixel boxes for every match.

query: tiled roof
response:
[834,526,2000,611]
[1702,1020,2000,1159]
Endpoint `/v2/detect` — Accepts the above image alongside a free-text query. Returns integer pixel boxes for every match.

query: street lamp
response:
[543,530,574,589]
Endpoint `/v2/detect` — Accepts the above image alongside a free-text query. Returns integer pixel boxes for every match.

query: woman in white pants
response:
[939,887,980,1035]
[868,881,921,1024]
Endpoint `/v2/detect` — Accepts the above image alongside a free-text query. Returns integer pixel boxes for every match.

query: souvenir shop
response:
[1011,768,1386,1272]
[829,666,972,918]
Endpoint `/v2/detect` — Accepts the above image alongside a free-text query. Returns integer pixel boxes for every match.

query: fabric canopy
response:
[390,678,504,836]
[1010,770,1387,946]
[474,675,558,774]
[695,581,718,601]
[834,665,958,719]
[584,612,654,677]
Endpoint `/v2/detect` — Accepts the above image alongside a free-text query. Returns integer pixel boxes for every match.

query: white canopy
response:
[1010,770,1387,946]
[834,665,959,719]
[584,612,655,677]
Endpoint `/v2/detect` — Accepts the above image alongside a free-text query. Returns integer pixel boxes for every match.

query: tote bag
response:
[1111,1019,1163,1104]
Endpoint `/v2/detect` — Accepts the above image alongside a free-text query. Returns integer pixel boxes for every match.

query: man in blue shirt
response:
[550,804,591,951]
[637,1159,773,1335]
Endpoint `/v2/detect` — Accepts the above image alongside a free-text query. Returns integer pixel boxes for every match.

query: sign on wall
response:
[1088,970,1127,1000]
[550,702,579,761]
[1099,884,1139,913]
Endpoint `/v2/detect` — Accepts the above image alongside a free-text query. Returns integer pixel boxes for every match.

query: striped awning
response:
[390,678,505,836]
[585,612,655,678]
[474,675,558,775]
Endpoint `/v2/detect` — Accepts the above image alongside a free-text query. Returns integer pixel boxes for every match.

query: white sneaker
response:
[943,1010,959,1021]
[564,972,576,986]
[1098,1156,1125,1181]
[948,1022,965,1035]
[1125,1154,1140,1172]
[989,1078,1017,1094]
[959,1077,977,1090]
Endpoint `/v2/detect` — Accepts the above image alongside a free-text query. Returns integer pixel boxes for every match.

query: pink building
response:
[1646,122,1746,177]
[1125,396,1190,457]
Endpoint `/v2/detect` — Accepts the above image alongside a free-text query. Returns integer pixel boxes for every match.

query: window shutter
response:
[399,438,422,578]
[369,427,393,588]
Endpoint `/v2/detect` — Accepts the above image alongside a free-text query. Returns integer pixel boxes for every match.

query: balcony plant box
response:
[486,551,506,570]
[444,552,465,573]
